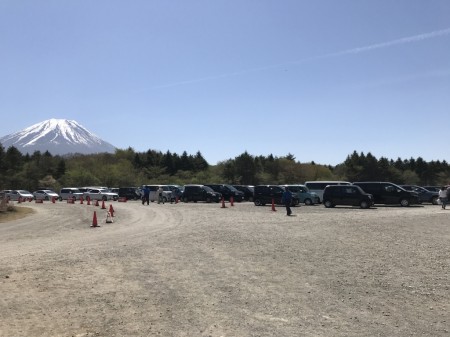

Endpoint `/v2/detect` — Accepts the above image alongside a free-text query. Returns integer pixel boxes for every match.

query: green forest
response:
[0,144,449,192]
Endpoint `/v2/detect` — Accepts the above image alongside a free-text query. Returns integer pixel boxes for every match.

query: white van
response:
[304,181,351,203]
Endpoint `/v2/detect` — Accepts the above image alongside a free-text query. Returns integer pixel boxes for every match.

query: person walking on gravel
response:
[438,186,448,209]
[281,187,293,216]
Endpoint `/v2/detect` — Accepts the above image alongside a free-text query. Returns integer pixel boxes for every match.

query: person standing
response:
[438,186,448,209]
[142,186,150,205]
[281,187,293,216]
[157,186,164,204]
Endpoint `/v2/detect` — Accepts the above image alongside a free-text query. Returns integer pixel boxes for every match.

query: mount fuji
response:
[0,119,116,155]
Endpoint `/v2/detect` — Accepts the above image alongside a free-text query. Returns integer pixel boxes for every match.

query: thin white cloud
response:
[147,27,450,90]
[328,27,450,57]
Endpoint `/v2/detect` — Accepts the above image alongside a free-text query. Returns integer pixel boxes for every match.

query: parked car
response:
[117,187,141,200]
[181,184,222,203]
[59,188,84,201]
[233,185,255,201]
[83,188,119,201]
[2,189,34,201]
[304,181,352,203]
[204,184,245,202]
[167,184,183,202]
[281,184,320,205]
[322,185,374,209]
[352,182,420,207]
[32,189,59,200]
[400,185,439,205]
[142,185,173,203]
[422,186,441,193]
[253,185,300,206]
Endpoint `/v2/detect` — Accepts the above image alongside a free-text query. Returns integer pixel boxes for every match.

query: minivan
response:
[118,187,141,201]
[142,185,173,203]
[281,184,319,205]
[182,184,222,203]
[204,184,245,202]
[304,181,351,203]
[322,185,374,209]
[253,185,300,206]
[59,188,84,201]
[353,182,420,207]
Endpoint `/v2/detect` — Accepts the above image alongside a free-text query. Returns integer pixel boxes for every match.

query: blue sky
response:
[1,1,449,165]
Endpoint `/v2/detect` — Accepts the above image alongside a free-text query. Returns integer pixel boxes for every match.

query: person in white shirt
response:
[438,186,448,209]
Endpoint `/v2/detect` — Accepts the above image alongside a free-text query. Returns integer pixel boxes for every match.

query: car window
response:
[344,187,356,194]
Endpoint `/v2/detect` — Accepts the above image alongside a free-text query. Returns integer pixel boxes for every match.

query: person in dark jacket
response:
[281,187,292,216]
[142,186,150,205]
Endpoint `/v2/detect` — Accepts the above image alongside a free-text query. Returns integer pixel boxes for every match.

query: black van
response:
[118,187,141,200]
[253,185,300,206]
[353,182,420,207]
[182,184,222,203]
[204,184,245,202]
[322,185,374,209]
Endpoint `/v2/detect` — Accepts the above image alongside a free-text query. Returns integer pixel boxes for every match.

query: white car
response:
[83,188,119,201]
[33,189,59,200]
[4,190,34,201]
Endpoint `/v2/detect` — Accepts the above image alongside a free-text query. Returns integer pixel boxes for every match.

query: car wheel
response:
[400,198,410,207]
[431,196,439,205]
[304,198,312,206]
[292,199,300,206]
[254,199,262,206]
[183,196,189,203]
[59,197,62,201]
[206,196,212,203]
[324,200,333,208]
[360,200,369,209]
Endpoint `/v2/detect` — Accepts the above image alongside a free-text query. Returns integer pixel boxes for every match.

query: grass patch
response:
[0,206,35,223]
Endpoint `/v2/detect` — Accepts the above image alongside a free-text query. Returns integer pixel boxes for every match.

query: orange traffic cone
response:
[52,196,56,203]
[106,211,113,223]
[87,196,91,205]
[271,198,277,212]
[230,196,234,206]
[175,196,179,204]
[95,199,99,207]
[18,197,22,204]
[221,197,227,208]
[101,200,106,209]
[80,196,84,204]
[109,204,115,217]
[91,211,99,227]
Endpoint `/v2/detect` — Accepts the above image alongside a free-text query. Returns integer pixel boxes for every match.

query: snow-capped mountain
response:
[0,119,116,155]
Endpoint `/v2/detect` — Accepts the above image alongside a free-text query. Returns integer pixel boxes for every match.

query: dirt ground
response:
[0,199,448,337]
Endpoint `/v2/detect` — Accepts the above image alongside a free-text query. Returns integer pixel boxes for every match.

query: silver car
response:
[4,190,34,201]
[33,189,59,201]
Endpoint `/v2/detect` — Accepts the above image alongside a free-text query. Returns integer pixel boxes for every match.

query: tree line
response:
[0,144,449,192]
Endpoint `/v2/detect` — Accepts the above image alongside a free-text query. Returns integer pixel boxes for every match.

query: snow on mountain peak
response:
[0,118,116,155]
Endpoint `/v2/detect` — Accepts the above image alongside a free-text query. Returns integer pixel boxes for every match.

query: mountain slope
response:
[0,119,116,155]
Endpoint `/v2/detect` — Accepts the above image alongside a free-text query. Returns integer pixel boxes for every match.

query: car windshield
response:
[225,184,238,192]
[18,190,31,194]
[203,186,214,192]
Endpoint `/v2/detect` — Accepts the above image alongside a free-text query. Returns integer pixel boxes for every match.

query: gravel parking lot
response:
[0,200,449,337]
